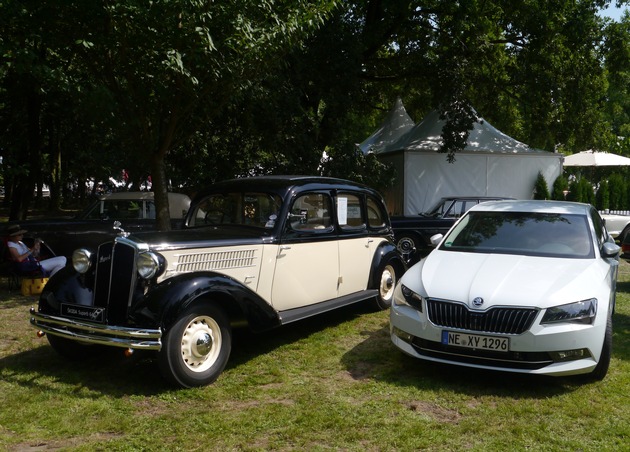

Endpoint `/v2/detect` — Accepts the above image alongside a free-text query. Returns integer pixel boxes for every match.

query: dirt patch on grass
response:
[407,400,462,423]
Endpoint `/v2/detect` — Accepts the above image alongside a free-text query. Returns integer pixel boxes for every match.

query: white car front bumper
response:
[390,301,607,377]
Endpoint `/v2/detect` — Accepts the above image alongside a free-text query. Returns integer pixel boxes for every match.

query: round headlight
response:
[72,249,93,274]
[137,252,162,280]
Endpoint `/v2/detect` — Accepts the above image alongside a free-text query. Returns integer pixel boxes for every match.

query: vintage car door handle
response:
[280,245,291,250]
[366,239,374,247]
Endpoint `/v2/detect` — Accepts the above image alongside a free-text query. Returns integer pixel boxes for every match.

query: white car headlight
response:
[393,284,424,312]
[72,249,93,274]
[541,299,598,325]
[137,252,163,280]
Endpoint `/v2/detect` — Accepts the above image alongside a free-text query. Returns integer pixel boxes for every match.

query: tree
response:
[67,1,341,230]
[552,174,570,200]
[533,172,550,200]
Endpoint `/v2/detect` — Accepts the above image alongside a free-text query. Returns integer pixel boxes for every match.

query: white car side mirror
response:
[430,234,443,247]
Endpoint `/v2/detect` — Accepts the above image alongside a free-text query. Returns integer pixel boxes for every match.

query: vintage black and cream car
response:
[30,176,405,387]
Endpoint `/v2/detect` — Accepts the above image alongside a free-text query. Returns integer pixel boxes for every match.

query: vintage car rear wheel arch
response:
[368,242,406,309]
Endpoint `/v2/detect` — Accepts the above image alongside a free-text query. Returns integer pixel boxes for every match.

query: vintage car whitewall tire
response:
[373,262,398,310]
[159,303,232,388]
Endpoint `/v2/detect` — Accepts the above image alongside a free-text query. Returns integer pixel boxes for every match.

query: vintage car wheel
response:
[159,303,232,388]
[372,261,398,310]
[583,315,612,381]
[47,334,99,360]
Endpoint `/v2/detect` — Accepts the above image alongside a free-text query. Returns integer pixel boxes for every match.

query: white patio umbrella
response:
[563,150,630,167]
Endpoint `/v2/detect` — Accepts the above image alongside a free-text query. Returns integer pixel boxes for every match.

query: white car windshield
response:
[440,211,594,258]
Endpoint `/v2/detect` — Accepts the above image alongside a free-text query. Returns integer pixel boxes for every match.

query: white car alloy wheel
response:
[180,315,222,372]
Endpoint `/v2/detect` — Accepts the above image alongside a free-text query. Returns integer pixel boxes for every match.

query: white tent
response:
[563,150,630,167]
[359,98,415,155]
[362,102,563,215]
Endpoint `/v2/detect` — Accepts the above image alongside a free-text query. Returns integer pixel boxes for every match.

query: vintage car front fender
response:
[134,272,281,333]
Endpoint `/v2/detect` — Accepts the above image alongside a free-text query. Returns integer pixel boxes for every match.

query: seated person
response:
[6,225,67,276]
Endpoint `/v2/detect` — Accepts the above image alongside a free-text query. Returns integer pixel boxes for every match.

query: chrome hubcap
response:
[181,315,221,372]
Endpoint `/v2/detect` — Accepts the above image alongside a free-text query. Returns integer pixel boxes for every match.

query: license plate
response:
[61,304,106,323]
[441,330,509,352]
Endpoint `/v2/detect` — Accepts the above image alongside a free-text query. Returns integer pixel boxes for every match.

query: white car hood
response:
[412,251,611,309]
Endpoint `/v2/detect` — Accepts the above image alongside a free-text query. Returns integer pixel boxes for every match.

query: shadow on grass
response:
[340,315,630,399]
[0,300,373,396]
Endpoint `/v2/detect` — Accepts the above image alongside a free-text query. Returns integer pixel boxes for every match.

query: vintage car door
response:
[335,192,375,297]
[271,191,339,311]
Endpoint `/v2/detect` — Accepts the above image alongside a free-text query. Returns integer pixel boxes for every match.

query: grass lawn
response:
[1,262,629,451]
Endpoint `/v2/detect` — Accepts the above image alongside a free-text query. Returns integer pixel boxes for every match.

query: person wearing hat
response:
[6,224,67,276]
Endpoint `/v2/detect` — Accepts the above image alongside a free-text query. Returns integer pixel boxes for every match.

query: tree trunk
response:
[150,151,171,231]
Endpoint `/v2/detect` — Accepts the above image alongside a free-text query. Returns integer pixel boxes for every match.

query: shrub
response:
[533,172,550,200]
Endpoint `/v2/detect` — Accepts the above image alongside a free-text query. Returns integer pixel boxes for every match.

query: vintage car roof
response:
[467,199,593,215]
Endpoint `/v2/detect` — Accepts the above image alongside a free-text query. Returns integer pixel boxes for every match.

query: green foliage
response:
[551,174,570,200]
[596,179,610,210]
[533,172,550,200]
[607,173,627,210]
[569,177,595,205]
[0,0,628,222]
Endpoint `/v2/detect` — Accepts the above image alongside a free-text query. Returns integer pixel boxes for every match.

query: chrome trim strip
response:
[30,308,162,350]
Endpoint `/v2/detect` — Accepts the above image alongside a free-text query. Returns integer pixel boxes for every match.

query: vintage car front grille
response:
[174,249,258,273]
[93,241,138,324]
[426,299,538,335]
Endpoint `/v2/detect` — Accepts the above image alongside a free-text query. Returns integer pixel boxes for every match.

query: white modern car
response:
[390,200,620,380]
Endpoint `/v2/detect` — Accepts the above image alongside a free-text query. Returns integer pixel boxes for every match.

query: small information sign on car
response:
[442,330,509,352]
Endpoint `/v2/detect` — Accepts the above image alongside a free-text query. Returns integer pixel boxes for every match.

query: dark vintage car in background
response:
[390,196,511,263]
[3,192,191,258]
[30,176,406,387]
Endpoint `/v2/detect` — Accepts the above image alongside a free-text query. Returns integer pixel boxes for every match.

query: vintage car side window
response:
[366,196,386,228]
[337,193,365,229]
[289,193,332,231]
[190,192,282,228]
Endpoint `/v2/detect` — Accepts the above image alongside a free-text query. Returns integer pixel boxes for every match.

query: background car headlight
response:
[137,252,163,280]
[393,284,424,312]
[72,249,93,274]
[541,299,598,325]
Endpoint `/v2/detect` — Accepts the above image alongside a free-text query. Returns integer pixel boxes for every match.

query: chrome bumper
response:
[30,308,162,351]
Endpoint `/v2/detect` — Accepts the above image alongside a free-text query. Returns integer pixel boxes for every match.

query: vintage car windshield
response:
[82,200,149,220]
[439,211,595,258]
[188,192,283,228]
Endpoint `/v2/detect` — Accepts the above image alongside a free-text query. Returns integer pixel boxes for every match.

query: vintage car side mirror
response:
[430,234,443,247]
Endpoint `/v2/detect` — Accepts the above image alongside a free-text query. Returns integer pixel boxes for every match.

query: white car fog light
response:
[72,249,93,274]
[392,326,414,344]
[549,349,592,362]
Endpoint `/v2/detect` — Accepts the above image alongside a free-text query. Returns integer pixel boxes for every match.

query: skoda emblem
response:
[472,297,484,308]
